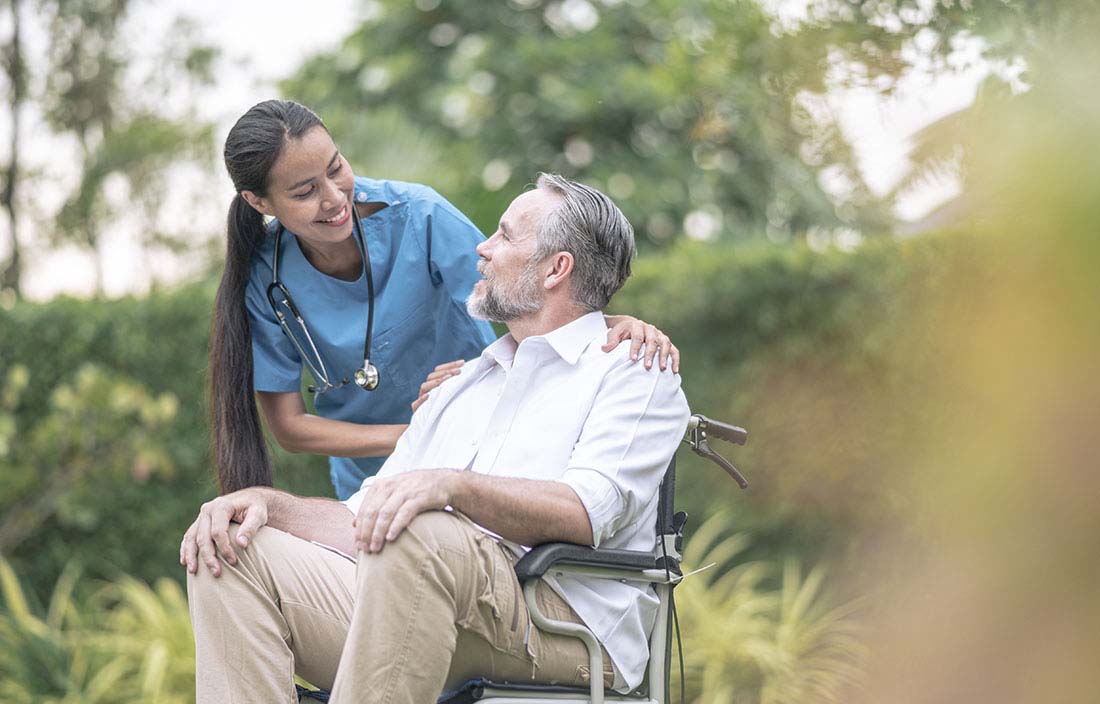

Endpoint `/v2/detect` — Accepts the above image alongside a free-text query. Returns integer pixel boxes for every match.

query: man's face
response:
[468,189,559,322]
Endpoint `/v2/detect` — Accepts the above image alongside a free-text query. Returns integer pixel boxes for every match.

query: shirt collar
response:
[352,176,376,204]
[472,311,606,373]
[483,334,518,370]
[540,311,607,364]
[353,176,402,208]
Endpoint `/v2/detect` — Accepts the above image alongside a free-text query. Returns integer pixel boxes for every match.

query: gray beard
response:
[466,262,544,322]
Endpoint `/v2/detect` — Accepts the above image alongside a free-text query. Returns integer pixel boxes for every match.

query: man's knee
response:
[404,510,466,545]
[186,525,285,600]
[358,511,471,578]
[238,523,288,555]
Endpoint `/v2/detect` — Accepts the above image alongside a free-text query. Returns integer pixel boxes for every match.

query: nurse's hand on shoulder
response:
[410,318,678,414]
[179,488,272,577]
[603,315,680,373]
[411,359,465,412]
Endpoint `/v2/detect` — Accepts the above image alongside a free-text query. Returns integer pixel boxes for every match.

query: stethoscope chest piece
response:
[267,196,381,395]
[355,362,380,391]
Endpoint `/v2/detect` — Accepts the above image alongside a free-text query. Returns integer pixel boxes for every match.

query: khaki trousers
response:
[187,510,612,704]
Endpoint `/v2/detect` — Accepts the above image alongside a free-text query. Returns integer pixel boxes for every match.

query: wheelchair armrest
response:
[514,542,658,581]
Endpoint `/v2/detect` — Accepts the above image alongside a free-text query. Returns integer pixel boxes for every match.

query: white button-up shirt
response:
[344,311,690,691]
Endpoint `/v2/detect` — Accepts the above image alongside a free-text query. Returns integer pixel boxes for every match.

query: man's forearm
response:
[447,472,594,547]
[264,488,358,556]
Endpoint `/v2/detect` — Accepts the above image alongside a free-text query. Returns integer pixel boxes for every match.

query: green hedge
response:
[0,282,331,598]
[613,231,994,563]
[0,230,985,596]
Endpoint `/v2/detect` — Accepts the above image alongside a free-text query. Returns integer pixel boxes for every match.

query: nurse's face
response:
[242,126,356,245]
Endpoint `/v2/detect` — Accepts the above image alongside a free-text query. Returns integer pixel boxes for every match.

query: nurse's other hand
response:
[602,315,680,373]
[411,359,465,412]
[179,488,271,577]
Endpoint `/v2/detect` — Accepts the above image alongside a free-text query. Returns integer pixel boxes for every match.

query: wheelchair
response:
[298,413,747,704]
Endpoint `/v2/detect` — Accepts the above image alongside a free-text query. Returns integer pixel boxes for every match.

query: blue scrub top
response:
[245,177,497,499]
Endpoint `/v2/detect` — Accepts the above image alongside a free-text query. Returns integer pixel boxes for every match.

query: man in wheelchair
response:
[181,173,689,704]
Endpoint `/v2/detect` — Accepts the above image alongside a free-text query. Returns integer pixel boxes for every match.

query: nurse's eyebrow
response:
[286,150,341,192]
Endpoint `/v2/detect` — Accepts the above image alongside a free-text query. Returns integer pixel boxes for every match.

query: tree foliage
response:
[873,0,1098,218]
[281,0,914,245]
[0,0,27,297]
[281,1,1089,247]
[0,1,219,298]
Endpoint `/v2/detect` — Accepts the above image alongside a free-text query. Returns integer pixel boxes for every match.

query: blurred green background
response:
[1,1,1098,702]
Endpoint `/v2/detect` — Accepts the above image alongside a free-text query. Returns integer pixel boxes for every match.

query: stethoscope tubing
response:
[264,199,378,394]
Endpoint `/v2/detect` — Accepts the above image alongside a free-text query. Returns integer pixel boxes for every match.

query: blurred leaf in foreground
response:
[854,13,1100,704]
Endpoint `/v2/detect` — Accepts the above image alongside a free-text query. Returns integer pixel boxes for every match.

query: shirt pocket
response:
[370,298,432,401]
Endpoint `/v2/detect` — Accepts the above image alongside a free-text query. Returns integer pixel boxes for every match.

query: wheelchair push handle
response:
[684,413,749,489]
[687,414,748,445]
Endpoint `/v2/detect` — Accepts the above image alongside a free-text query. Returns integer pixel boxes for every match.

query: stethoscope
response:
[265,200,380,394]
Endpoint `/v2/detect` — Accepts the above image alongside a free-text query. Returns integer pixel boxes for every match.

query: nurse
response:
[209,100,678,500]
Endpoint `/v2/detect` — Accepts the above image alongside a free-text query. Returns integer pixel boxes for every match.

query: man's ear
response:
[543,251,575,291]
[240,190,274,218]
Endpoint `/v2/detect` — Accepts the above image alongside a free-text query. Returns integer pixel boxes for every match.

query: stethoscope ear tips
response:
[355,363,380,391]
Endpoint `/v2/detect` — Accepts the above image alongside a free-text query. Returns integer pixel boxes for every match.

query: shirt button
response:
[470,439,478,446]
[356,192,367,202]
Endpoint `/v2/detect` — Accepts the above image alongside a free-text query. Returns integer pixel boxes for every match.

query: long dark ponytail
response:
[211,100,324,494]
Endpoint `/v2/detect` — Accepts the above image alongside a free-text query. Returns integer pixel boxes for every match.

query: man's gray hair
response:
[534,173,636,312]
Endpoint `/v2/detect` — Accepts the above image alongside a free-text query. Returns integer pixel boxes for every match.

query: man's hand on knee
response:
[353,470,462,554]
[180,488,272,577]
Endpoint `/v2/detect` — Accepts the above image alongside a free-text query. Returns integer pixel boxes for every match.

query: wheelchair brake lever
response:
[683,415,749,489]
[692,437,749,489]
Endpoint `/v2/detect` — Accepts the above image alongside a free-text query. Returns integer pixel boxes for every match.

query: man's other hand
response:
[353,470,461,554]
[180,488,272,577]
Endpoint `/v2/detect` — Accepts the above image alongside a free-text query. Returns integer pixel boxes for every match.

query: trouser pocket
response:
[454,532,527,657]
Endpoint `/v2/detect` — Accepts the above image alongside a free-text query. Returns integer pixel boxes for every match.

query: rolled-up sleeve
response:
[560,358,690,547]
[561,467,624,547]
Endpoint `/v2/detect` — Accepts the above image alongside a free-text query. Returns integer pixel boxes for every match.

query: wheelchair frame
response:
[298,414,746,704]
[436,414,748,704]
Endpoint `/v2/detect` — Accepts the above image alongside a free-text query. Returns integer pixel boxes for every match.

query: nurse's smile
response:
[317,204,351,227]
